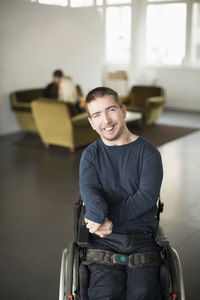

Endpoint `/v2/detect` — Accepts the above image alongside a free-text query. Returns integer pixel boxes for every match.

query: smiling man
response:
[79,87,163,300]
[87,93,136,145]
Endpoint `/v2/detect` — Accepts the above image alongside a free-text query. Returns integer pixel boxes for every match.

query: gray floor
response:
[158,109,200,299]
[159,130,200,299]
[0,110,200,300]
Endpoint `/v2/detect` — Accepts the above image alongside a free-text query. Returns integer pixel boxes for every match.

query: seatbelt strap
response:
[83,249,162,268]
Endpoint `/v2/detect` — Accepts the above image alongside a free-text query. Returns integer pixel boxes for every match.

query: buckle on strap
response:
[113,254,129,265]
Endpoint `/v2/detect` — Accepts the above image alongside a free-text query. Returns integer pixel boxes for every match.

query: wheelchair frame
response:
[59,199,185,300]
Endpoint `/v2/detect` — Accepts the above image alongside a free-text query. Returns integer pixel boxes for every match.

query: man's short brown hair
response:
[85,87,122,109]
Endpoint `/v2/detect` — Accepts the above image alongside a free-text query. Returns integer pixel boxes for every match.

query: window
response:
[191,2,200,65]
[146,3,187,65]
[147,0,175,2]
[70,0,94,7]
[106,5,131,64]
[96,0,103,5]
[106,0,131,4]
[38,0,68,6]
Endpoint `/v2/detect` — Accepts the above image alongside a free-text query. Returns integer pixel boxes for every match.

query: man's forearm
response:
[80,152,109,224]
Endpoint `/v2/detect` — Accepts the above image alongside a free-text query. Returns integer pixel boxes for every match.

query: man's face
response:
[53,76,61,85]
[88,95,127,145]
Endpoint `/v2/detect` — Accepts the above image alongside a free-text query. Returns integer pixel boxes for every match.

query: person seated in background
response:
[58,76,84,113]
[43,69,63,99]
[58,76,78,104]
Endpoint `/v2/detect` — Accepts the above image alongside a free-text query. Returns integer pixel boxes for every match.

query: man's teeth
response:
[105,127,113,131]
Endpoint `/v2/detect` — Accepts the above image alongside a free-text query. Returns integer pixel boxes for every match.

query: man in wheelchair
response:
[79,86,165,300]
[59,87,185,300]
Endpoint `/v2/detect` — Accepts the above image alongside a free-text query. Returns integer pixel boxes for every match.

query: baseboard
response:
[164,106,200,114]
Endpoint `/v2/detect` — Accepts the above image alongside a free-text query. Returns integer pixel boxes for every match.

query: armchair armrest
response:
[145,96,165,107]
[144,96,165,125]
[10,88,44,111]
[10,93,31,111]
[126,105,143,113]
[72,112,90,127]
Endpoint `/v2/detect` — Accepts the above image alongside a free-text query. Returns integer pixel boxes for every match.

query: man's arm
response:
[79,149,109,225]
[111,152,163,223]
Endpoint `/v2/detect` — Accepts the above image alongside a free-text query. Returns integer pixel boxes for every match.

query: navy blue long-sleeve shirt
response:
[79,137,163,232]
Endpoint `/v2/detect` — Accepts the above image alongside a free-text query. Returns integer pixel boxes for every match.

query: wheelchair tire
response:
[59,248,68,300]
[171,248,185,300]
[72,243,79,298]
[59,242,80,300]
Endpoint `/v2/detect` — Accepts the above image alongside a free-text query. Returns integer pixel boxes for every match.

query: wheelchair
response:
[59,199,185,300]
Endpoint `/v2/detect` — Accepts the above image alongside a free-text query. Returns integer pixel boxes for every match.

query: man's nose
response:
[102,112,111,124]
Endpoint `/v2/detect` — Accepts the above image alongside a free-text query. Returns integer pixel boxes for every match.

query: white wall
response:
[129,65,200,111]
[146,67,200,111]
[0,0,104,135]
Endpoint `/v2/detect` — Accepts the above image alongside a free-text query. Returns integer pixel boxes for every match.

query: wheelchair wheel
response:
[59,242,80,300]
[171,248,185,300]
[168,247,185,300]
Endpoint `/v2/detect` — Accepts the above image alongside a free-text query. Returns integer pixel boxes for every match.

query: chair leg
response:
[70,147,75,154]
[44,143,50,149]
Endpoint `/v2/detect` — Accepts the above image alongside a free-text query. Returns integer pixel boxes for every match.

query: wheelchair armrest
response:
[74,198,90,245]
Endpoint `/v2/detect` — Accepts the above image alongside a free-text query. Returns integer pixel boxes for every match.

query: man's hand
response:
[95,218,113,238]
[85,218,113,238]
[85,218,101,234]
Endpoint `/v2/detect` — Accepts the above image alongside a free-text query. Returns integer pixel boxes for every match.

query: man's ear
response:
[88,117,96,130]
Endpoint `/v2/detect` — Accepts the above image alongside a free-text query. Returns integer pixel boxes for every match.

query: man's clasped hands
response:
[84,218,113,238]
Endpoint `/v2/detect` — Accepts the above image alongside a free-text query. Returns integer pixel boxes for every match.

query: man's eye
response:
[93,114,100,119]
[109,108,115,112]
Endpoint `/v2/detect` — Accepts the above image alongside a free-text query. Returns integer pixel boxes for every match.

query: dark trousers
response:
[87,231,162,300]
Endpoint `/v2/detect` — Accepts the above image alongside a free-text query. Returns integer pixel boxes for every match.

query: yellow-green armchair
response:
[31,98,98,152]
[126,86,165,126]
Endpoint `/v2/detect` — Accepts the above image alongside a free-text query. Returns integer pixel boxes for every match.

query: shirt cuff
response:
[85,210,106,225]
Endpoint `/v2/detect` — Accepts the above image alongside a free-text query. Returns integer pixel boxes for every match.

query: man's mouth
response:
[105,126,114,131]
[104,125,115,132]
